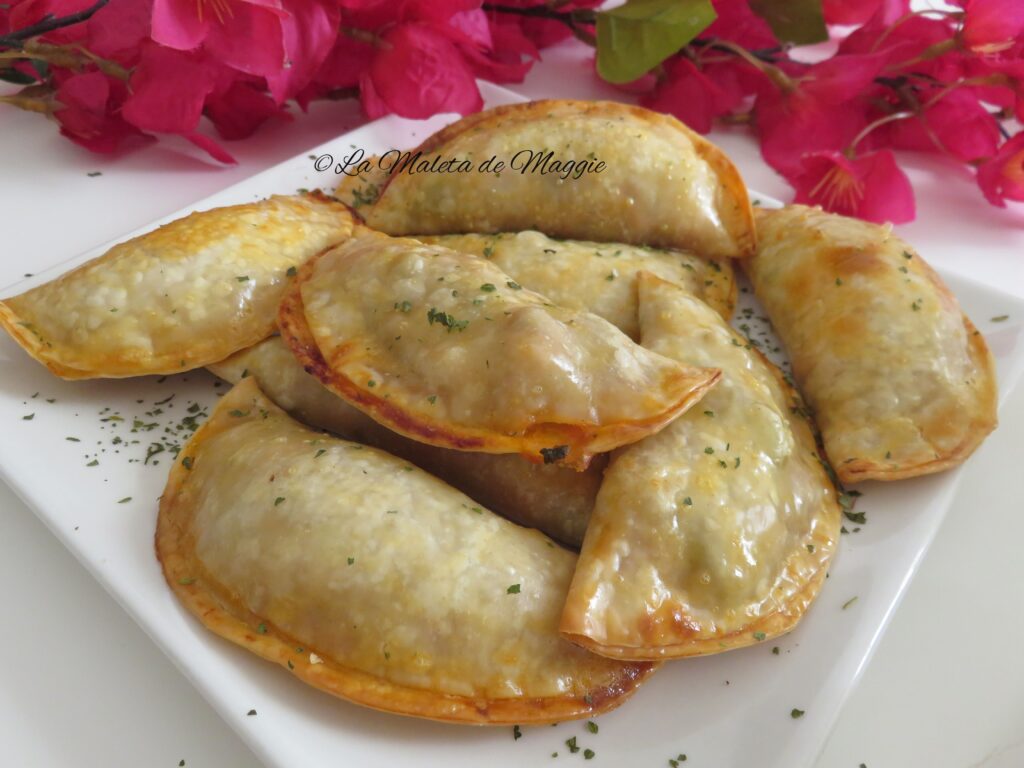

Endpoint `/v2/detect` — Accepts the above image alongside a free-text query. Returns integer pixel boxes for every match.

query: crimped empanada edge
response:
[0,291,283,380]
[559,282,841,660]
[277,238,723,470]
[0,194,357,380]
[368,99,757,258]
[835,311,998,483]
[155,379,657,724]
[747,206,999,484]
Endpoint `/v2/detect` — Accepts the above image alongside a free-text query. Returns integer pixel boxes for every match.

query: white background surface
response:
[1,38,1023,768]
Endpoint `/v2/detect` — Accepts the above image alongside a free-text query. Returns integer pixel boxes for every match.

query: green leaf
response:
[748,0,827,45]
[0,68,37,86]
[596,0,716,84]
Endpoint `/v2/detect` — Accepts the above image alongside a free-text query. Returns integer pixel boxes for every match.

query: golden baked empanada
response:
[747,205,998,483]
[208,337,602,546]
[360,100,756,258]
[334,155,387,211]
[279,231,720,468]
[414,231,736,334]
[0,194,353,379]
[560,274,840,659]
[157,378,654,723]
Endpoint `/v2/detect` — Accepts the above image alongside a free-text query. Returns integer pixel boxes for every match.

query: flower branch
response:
[0,0,109,50]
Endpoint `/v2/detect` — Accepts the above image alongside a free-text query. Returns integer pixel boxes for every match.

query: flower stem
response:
[848,111,916,154]
[0,0,109,50]
[0,41,129,80]
[698,38,796,92]
[870,8,962,54]
[482,3,597,30]
[0,90,53,115]
[886,38,958,72]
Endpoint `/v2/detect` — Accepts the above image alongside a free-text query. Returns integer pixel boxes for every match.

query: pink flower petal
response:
[755,87,869,177]
[314,35,374,89]
[705,0,778,48]
[841,13,965,82]
[203,2,286,77]
[265,0,340,103]
[368,22,483,119]
[439,13,533,84]
[55,71,150,153]
[887,88,1000,163]
[977,133,1024,206]
[206,80,289,139]
[151,0,209,50]
[488,18,540,62]
[9,0,94,43]
[448,8,492,49]
[962,0,1024,54]
[122,43,215,134]
[640,58,736,134]
[823,0,885,25]
[337,0,400,30]
[403,0,481,24]
[184,130,238,163]
[87,0,153,65]
[358,69,390,119]
[793,149,915,223]
[486,0,601,50]
[800,52,888,105]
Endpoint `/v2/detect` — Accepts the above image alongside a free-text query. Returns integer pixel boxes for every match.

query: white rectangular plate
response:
[1,83,1022,768]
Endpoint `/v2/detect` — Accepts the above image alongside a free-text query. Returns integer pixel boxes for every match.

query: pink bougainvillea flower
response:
[122,43,215,133]
[482,0,601,50]
[792,149,915,223]
[307,34,373,89]
[757,90,872,178]
[442,9,534,84]
[54,70,150,153]
[640,57,740,134]
[8,0,94,43]
[121,42,236,162]
[977,133,1024,206]
[183,130,236,163]
[265,0,340,103]
[823,0,908,26]
[361,22,483,119]
[841,12,965,82]
[705,0,778,49]
[754,54,886,177]
[205,78,289,139]
[485,17,541,70]
[403,0,481,24]
[151,0,287,77]
[336,0,475,31]
[799,51,888,104]
[823,0,882,26]
[964,55,1024,122]
[959,0,1024,55]
[448,7,491,48]
[886,87,1000,163]
[86,0,154,66]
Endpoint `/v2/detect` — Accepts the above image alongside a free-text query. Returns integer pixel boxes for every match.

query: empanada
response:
[278,231,720,468]
[334,155,387,211]
[208,337,602,546]
[560,274,840,659]
[414,231,736,334]
[0,194,353,379]
[359,100,756,258]
[746,205,998,483]
[156,378,654,723]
